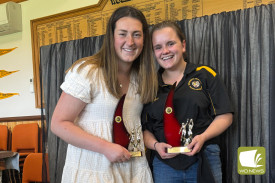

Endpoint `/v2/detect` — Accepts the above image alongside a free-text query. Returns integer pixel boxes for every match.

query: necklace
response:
[119,84,123,88]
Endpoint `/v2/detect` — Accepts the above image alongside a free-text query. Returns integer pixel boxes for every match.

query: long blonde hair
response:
[69,6,158,104]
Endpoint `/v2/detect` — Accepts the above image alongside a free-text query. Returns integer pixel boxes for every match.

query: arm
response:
[51,92,131,162]
[143,130,178,159]
[185,112,233,156]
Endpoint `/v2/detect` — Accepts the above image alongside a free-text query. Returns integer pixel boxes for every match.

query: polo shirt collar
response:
[158,62,197,87]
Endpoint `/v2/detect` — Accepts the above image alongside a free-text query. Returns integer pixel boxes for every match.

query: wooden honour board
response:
[31,0,275,107]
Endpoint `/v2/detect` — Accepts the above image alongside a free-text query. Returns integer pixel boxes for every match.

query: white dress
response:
[60,63,153,183]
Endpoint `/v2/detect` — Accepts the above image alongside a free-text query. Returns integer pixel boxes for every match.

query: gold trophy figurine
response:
[128,126,142,157]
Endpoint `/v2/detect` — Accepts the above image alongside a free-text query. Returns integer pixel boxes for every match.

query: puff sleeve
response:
[60,64,92,103]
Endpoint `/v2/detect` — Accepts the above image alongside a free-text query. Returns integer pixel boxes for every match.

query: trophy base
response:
[130,151,142,157]
[165,146,191,153]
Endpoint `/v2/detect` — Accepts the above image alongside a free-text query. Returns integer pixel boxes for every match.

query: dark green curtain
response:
[40,4,274,183]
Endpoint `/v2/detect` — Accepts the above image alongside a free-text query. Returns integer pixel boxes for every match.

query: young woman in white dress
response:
[51,6,158,183]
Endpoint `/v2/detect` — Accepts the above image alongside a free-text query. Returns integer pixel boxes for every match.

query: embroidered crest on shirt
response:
[188,78,202,90]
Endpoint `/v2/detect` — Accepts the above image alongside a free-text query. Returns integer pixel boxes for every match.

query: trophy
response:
[113,95,142,157]
[128,125,143,157]
[164,82,192,153]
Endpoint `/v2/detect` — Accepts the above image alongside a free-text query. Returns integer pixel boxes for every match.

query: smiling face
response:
[114,17,144,64]
[152,27,186,71]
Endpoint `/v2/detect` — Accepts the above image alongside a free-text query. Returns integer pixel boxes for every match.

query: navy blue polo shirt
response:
[142,62,233,170]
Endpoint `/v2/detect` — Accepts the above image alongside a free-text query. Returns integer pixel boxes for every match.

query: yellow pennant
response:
[0,70,19,78]
[0,47,17,56]
[0,92,19,100]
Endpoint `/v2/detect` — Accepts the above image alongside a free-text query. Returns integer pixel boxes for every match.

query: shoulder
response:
[194,64,217,78]
[186,63,220,89]
[69,61,100,79]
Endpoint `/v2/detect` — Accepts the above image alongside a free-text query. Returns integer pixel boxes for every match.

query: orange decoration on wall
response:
[0,92,19,100]
[0,70,19,78]
[0,47,17,56]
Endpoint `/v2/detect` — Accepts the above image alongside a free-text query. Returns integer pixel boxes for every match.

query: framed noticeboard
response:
[31,0,274,108]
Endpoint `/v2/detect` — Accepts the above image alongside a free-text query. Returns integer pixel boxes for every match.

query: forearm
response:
[143,130,158,150]
[51,92,131,162]
[185,113,233,156]
[50,92,111,155]
[201,113,233,141]
[51,120,110,154]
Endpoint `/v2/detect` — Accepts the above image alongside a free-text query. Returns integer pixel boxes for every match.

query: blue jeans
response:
[153,144,222,183]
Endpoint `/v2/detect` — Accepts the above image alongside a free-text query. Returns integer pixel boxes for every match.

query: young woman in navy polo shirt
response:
[142,21,233,183]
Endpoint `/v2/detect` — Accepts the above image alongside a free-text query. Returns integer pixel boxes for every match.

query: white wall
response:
[0,0,99,118]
